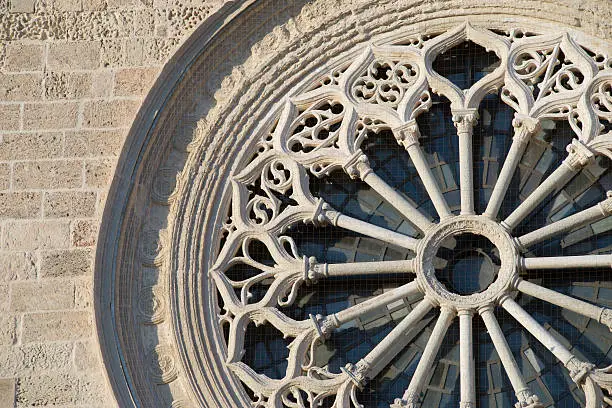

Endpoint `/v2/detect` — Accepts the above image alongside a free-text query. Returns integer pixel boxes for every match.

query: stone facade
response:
[1,0,611,407]
[0,0,225,405]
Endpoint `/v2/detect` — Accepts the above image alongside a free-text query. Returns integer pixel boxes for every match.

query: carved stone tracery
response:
[97,11,612,408]
[199,23,612,408]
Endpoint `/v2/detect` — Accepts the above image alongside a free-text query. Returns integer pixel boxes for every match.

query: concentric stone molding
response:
[94,1,612,407]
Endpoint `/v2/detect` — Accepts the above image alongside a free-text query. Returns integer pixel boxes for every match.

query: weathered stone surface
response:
[82,99,140,128]
[89,69,114,97]
[0,315,17,346]
[74,340,99,371]
[44,71,92,99]
[3,42,44,71]
[40,248,91,277]
[114,67,158,96]
[0,103,21,131]
[0,378,15,408]
[64,129,123,157]
[74,277,92,308]
[0,252,37,281]
[0,132,62,160]
[70,219,98,247]
[13,160,82,189]
[10,280,75,312]
[0,73,42,101]
[22,311,91,342]
[84,158,114,188]
[0,163,9,190]
[3,220,70,250]
[22,102,79,129]
[9,0,35,12]
[0,192,41,219]
[48,41,101,70]
[16,373,80,405]
[44,191,97,218]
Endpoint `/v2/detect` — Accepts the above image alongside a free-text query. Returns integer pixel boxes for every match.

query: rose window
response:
[202,24,612,408]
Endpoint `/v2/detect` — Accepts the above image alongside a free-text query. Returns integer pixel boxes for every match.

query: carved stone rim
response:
[416,216,518,310]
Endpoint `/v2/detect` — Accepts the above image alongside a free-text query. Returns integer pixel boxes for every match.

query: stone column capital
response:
[393,120,421,149]
[512,114,541,145]
[563,139,596,171]
[343,150,373,180]
[452,109,479,134]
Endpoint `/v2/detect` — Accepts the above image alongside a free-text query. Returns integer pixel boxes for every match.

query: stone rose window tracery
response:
[177,23,612,408]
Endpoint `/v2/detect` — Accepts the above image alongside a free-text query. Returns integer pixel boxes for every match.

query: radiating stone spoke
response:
[392,307,456,408]
[516,192,612,249]
[320,259,416,278]
[459,310,476,408]
[394,121,452,220]
[501,296,579,368]
[479,305,544,408]
[314,281,423,336]
[521,254,612,270]
[361,171,434,233]
[502,140,595,231]
[515,279,612,331]
[319,205,420,250]
[453,111,478,216]
[342,299,435,388]
[501,296,612,399]
[484,115,540,220]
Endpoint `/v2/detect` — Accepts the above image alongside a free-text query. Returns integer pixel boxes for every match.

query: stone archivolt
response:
[97,9,612,408]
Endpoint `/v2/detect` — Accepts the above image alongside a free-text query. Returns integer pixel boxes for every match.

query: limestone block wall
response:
[0,0,226,406]
[0,0,611,407]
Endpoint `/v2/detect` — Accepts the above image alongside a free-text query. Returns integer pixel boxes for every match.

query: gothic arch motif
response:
[94,2,612,408]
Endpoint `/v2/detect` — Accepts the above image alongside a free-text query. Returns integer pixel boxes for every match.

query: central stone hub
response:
[437,233,501,295]
[415,216,518,310]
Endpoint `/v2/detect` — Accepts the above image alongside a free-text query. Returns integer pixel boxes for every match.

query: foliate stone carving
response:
[342,360,370,387]
[452,110,479,135]
[598,191,612,216]
[151,167,180,205]
[562,139,596,171]
[512,114,541,145]
[391,392,420,408]
[393,120,421,149]
[566,357,596,384]
[148,346,179,385]
[599,308,612,331]
[342,150,373,180]
[515,390,544,408]
[139,228,168,266]
[137,286,166,325]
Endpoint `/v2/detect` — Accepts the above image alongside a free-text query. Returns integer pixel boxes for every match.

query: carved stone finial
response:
[452,110,479,134]
[390,392,421,408]
[342,360,371,388]
[393,120,421,150]
[310,200,340,227]
[598,191,612,216]
[309,314,336,339]
[599,308,612,332]
[343,150,373,180]
[566,357,595,384]
[304,256,326,283]
[512,114,541,145]
[562,139,596,171]
[515,390,544,408]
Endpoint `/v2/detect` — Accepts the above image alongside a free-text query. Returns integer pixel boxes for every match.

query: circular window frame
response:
[94,2,612,407]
